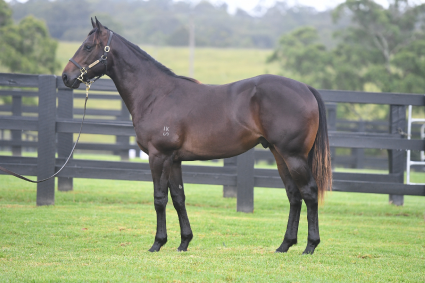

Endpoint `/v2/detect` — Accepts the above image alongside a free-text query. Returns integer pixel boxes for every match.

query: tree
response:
[9,0,340,49]
[268,0,425,121]
[332,0,425,93]
[0,14,59,74]
[267,27,334,89]
[0,0,12,27]
[270,0,425,95]
[0,0,59,105]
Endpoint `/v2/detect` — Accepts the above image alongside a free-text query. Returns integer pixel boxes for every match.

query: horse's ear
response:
[95,16,106,33]
[91,17,96,29]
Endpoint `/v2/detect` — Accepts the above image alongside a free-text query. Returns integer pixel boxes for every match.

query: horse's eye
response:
[84,45,92,51]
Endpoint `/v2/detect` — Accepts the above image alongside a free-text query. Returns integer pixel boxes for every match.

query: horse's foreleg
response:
[169,161,193,251]
[148,153,172,252]
[271,148,302,253]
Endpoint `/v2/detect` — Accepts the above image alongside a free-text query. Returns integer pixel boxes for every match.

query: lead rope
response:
[0,88,90,183]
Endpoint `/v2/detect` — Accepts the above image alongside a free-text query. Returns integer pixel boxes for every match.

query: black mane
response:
[91,28,199,84]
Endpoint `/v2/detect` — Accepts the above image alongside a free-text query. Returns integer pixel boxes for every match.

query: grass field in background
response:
[0,174,424,282]
[57,42,281,85]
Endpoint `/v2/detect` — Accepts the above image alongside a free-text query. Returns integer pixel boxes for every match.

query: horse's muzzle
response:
[62,72,81,89]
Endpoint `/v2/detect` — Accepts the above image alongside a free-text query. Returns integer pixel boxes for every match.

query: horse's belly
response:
[178,127,259,160]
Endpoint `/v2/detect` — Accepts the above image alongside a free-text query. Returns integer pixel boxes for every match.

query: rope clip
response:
[85,81,93,98]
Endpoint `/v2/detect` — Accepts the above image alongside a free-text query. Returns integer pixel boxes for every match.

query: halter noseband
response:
[69,30,113,94]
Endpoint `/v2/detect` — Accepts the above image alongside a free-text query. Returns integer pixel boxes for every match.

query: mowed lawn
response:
[1,174,424,282]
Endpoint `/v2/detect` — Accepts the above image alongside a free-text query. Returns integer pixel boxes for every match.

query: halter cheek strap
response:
[69,30,114,95]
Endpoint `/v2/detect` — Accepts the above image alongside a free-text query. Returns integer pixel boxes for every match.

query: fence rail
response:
[1,73,424,210]
[3,90,424,169]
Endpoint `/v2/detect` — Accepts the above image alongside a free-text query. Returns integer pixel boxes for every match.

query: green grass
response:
[0,174,424,282]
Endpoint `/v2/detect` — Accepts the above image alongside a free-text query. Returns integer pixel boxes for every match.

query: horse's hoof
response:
[177,243,189,252]
[148,241,165,252]
[177,234,193,252]
[302,246,316,255]
[302,239,319,254]
[275,240,295,253]
[275,245,289,253]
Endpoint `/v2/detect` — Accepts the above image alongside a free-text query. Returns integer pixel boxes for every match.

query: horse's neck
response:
[107,47,173,116]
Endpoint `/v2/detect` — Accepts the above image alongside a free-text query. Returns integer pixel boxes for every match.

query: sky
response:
[191,0,388,12]
[183,0,425,14]
[221,0,387,13]
[7,0,425,14]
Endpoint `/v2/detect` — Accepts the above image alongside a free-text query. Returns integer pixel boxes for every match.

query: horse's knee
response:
[170,185,186,208]
[154,195,168,211]
[172,197,186,211]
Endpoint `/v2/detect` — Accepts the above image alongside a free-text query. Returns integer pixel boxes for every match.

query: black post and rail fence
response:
[0,73,424,210]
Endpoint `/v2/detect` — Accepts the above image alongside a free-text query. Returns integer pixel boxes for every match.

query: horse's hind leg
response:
[280,154,320,254]
[169,161,193,251]
[270,148,302,253]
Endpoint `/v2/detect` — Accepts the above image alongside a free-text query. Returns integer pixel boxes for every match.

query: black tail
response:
[307,86,332,202]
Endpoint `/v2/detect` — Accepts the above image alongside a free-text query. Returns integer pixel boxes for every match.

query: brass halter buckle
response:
[76,67,93,97]
[76,67,87,84]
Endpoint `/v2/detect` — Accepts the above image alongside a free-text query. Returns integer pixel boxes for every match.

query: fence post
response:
[0,129,3,151]
[223,157,237,198]
[327,103,336,169]
[116,100,130,161]
[355,120,365,168]
[388,105,406,206]
[11,94,22,156]
[57,87,74,191]
[36,75,57,206]
[236,149,255,213]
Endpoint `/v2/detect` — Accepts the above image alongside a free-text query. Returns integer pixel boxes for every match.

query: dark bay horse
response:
[62,18,332,254]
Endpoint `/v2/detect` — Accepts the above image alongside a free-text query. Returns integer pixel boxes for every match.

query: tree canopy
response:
[333,0,425,93]
[267,27,334,89]
[8,0,345,49]
[0,0,59,74]
[269,0,425,94]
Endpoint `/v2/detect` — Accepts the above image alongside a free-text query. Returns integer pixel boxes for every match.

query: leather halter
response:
[69,30,113,92]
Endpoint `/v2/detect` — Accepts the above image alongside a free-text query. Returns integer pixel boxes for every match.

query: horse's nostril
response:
[62,73,68,83]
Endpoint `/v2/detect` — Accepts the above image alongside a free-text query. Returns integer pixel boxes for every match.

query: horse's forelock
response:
[88,27,110,43]
[88,28,97,36]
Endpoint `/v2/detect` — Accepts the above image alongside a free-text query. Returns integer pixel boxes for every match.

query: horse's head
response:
[62,17,113,89]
